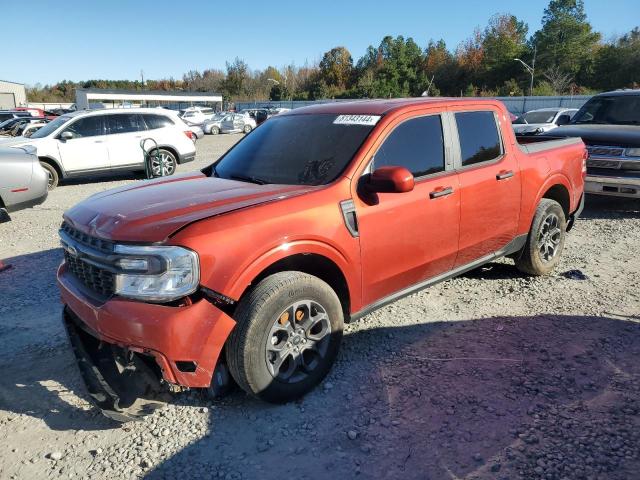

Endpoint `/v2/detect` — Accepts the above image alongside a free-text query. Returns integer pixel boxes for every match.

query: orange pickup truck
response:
[58,98,586,421]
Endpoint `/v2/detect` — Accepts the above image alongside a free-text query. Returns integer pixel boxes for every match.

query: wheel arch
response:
[541,183,570,218]
[226,247,356,322]
[154,145,180,164]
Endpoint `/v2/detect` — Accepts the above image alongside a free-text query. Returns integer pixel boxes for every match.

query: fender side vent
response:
[340,199,359,238]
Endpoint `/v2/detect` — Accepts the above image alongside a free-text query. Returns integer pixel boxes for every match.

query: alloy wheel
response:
[265,300,332,383]
[151,152,176,176]
[537,213,561,262]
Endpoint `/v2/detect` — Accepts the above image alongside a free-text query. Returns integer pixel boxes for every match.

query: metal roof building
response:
[0,80,27,109]
[75,88,223,110]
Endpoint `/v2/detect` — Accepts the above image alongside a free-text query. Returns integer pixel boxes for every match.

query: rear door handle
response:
[429,186,454,199]
[496,170,514,180]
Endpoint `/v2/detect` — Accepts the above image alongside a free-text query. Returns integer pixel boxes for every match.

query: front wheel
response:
[210,126,219,135]
[226,272,343,403]
[243,124,253,133]
[515,199,567,276]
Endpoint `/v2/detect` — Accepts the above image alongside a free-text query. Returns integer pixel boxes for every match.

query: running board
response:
[350,234,527,322]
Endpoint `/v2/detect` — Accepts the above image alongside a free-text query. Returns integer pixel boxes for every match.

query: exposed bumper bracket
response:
[63,307,170,422]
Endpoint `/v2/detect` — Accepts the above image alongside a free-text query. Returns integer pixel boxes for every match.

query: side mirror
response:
[556,114,571,126]
[366,166,415,193]
[60,131,74,141]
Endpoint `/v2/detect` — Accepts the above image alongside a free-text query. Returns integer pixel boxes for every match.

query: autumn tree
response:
[319,47,354,90]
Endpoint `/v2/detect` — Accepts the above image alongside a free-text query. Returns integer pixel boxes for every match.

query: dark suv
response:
[549,89,640,198]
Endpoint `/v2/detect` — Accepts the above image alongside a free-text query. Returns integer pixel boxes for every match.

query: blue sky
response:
[3,0,638,86]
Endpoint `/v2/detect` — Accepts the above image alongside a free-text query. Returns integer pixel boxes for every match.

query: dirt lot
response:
[1,134,639,480]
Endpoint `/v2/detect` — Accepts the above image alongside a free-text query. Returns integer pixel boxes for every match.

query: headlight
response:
[113,245,199,302]
[625,148,640,157]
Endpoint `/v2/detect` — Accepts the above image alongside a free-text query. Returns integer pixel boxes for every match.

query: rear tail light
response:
[185,131,195,140]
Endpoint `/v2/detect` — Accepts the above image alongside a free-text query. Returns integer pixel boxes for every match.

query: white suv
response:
[0,108,196,189]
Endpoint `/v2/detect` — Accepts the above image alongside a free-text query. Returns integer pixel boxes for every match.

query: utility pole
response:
[140,69,145,87]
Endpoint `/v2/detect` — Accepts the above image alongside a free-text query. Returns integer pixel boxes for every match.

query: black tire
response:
[243,124,252,133]
[40,161,59,190]
[226,272,343,403]
[149,148,177,177]
[515,199,567,276]
[210,126,219,135]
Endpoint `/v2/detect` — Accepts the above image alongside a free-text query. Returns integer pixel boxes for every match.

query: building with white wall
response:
[0,80,27,109]
[75,88,223,110]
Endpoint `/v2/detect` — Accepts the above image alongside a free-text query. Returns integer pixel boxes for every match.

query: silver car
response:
[0,145,48,221]
[203,112,229,135]
[512,108,578,135]
[220,113,257,134]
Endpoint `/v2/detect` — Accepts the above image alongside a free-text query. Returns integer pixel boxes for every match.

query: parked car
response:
[189,125,204,140]
[20,121,48,138]
[220,113,256,134]
[0,116,47,135]
[0,110,31,124]
[13,107,58,120]
[240,108,272,125]
[542,89,640,198]
[0,108,196,189]
[0,145,48,221]
[179,106,216,126]
[512,108,578,135]
[57,97,586,421]
[203,112,229,134]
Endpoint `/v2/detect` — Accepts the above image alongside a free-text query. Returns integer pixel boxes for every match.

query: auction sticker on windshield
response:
[333,115,381,126]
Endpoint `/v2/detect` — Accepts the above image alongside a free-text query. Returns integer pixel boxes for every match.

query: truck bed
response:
[517,135,584,154]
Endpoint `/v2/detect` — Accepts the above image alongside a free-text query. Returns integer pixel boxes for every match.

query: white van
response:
[0,108,196,189]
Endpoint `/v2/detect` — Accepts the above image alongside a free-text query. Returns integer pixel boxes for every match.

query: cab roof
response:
[284,97,503,117]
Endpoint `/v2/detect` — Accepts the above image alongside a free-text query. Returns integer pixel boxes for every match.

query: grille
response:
[64,250,115,297]
[587,146,624,157]
[60,221,116,297]
[61,221,114,254]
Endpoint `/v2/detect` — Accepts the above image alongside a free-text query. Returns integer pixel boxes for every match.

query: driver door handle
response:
[496,170,514,180]
[429,186,454,199]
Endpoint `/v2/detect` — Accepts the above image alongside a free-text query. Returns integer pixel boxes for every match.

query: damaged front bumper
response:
[58,264,237,421]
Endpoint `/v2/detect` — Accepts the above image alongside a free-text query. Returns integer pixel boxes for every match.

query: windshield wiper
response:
[229,174,271,185]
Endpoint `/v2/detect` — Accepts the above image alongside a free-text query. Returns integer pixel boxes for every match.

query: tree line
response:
[27,0,639,104]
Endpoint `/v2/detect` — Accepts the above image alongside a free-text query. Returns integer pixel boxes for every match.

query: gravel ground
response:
[1,134,639,480]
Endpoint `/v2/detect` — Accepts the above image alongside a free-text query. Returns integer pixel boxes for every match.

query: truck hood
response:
[547,124,640,147]
[63,172,316,242]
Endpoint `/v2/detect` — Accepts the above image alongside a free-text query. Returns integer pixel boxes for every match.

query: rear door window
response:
[455,111,503,167]
[144,114,174,130]
[106,114,146,134]
[373,115,445,178]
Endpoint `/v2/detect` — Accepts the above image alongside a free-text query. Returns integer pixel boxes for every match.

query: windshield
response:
[572,95,640,125]
[514,111,558,125]
[30,115,71,138]
[211,114,378,185]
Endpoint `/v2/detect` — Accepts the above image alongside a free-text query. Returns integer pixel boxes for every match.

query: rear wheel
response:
[243,124,253,134]
[226,272,343,403]
[149,149,177,177]
[515,199,567,275]
[210,126,219,135]
[40,161,59,189]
